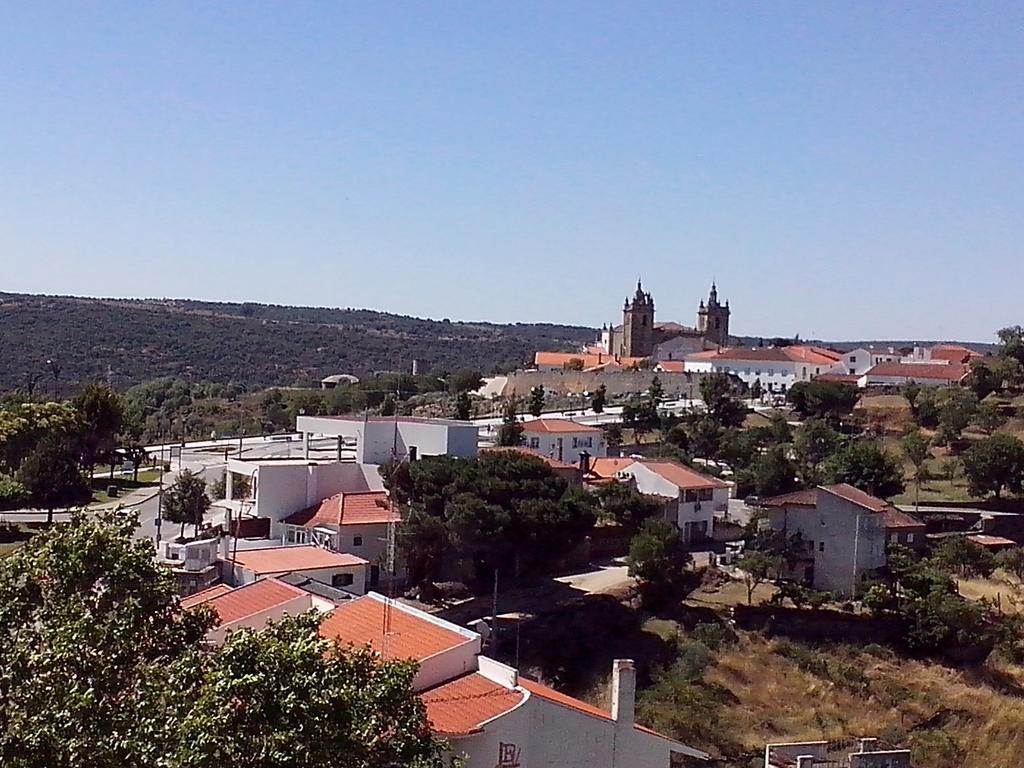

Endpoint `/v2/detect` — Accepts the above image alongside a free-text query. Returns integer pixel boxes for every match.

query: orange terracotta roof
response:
[283,492,400,529]
[822,483,891,511]
[930,344,983,363]
[319,594,476,662]
[881,508,925,530]
[202,578,308,625]
[687,346,841,365]
[228,545,368,575]
[862,362,967,381]
[587,457,637,478]
[967,534,1017,548]
[533,352,646,369]
[180,583,233,609]
[521,418,603,434]
[421,673,525,736]
[484,446,580,470]
[640,460,731,490]
[757,488,819,508]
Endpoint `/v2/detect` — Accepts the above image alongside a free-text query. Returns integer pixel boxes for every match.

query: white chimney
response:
[796,757,815,768]
[610,659,636,726]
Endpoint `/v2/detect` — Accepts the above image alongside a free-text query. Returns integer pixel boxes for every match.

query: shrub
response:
[0,474,28,510]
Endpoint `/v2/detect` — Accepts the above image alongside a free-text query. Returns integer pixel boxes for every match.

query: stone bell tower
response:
[620,280,655,357]
[697,282,730,347]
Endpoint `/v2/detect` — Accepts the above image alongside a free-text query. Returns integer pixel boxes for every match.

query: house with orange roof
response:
[857,361,968,388]
[754,484,922,596]
[224,544,370,594]
[684,345,843,394]
[612,459,732,544]
[319,593,709,767]
[183,576,336,644]
[281,491,400,588]
[520,418,607,464]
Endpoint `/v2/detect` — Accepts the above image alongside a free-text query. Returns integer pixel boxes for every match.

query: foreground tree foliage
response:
[825,440,906,499]
[0,512,449,768]
[628,518,693,608]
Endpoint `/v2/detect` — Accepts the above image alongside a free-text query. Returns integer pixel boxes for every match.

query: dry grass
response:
[684,575,777,608]
[958,575,1024,614]
[707,634,1024,768]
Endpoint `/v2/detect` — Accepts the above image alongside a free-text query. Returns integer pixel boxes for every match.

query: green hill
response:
[0,293,594,393]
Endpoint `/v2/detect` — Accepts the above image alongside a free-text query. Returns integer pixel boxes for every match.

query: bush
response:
[690,622,737,652]
[0,474,28,510]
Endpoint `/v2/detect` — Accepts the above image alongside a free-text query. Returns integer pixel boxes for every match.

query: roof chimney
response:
[796,756,815,768]
[610,659,636,726]
[578,451,591,475]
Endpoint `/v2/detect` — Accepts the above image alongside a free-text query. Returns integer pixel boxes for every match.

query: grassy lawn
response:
[88,474,160,506]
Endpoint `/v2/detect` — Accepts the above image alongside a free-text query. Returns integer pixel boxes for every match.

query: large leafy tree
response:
[824,440,905,499]
[163,469,211,538]
[698,373,746,428]
[595,481,665,536]
[628,518,692,608]
[15,435,90,524]
[0,512,448,768]
[0,401,82,474]
[792,419,842,484]
[528,385,545,417]
[72,382,124,479]
[962,433,1024,499]
[787,380,858,423]
[496,396,523,446]
[590,384,607,414]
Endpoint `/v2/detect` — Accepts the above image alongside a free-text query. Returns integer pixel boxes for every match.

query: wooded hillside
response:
[0,293,594,392]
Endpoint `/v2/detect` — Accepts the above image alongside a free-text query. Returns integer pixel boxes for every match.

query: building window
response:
[819,542,825,552]
[584,437,592,447]
[332,573,354,588]
[353,536,363,547]
[768,369,774,376]
[907,533,915,543]
[889,532,897,543]
[572,437,578,448]
[849,355,856,362]
[529,437,540,449]
[697,487,713,501]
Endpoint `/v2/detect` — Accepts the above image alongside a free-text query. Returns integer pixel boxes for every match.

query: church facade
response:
[600,281,730,360]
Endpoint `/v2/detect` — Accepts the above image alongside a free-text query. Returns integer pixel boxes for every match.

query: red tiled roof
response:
[587,457,637,478]
[881,508,925,530]
[202,578,308,625]
[640,460,731,490]
[521,418,603,434]
[967,534,1017,548]
[757,488,819,508]
[862,362,967,381]
[931,345,983,363]
[421,673,525,736]
[228,545,368,575]
[319,594,475,662]
[687,346,841,365]
[283,492,400,529]
[822,483,890,511]
[180,583,233,609]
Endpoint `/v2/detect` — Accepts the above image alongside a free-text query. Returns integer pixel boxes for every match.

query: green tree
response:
[0,401,82,474]
[750,378,763,400]
[787,380,858,423]
[124,442,150,482]
[622,398,658,442]
[750,445,800,498]
[825,441,905,499]
[595,482,665,536]
[936,389,978,445]
[0,510,213,767]
[929,536,996,579]
[649,375,664,407]
[447,368,484,394]
[688,417,722,460]
[590,384,607,414]
[792,419,842,484]
[964,361,1001,400]
[737,550,782,604]
[961,433,1024,499]
[973,402,1007,436]
[628,519,692,608]
[664,424,691,454]
[16,435,90,524]
[995,547,1024,582]
[379,394,397,417]
[698,373,746,428]
[454,391,472,421]
[900,429,930,508]
[997,325,1024,371]
[603,422,623,449]
[163,469,211,538]
[528,385,546,417]
[496,396,523,446]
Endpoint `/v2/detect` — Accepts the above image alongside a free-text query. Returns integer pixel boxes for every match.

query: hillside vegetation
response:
[0,293,594,392]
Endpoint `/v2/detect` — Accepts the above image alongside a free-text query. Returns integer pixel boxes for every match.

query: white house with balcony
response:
[684,346,843,393]
[611,459,731,544]
[519,419,607,465]
[295,414,478,465]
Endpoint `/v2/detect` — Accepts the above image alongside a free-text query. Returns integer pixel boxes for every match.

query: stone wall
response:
[501,370,704,398]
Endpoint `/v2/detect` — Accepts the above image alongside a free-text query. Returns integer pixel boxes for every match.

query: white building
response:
[610,459,731,543]
[755,485,891,597]
[684,346,843,393]
[280,490,401,588]
[520,419,607,465]
[223,544,369,594]
[296,414,478,465]
[319,593,709,767]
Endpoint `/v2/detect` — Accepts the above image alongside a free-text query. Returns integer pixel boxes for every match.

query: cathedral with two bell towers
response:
[603,280,730,360]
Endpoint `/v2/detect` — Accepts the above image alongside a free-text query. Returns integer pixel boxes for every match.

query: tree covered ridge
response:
[0,292,595,392]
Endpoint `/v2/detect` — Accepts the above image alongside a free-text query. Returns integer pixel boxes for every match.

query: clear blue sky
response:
[1,2,1021,342]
